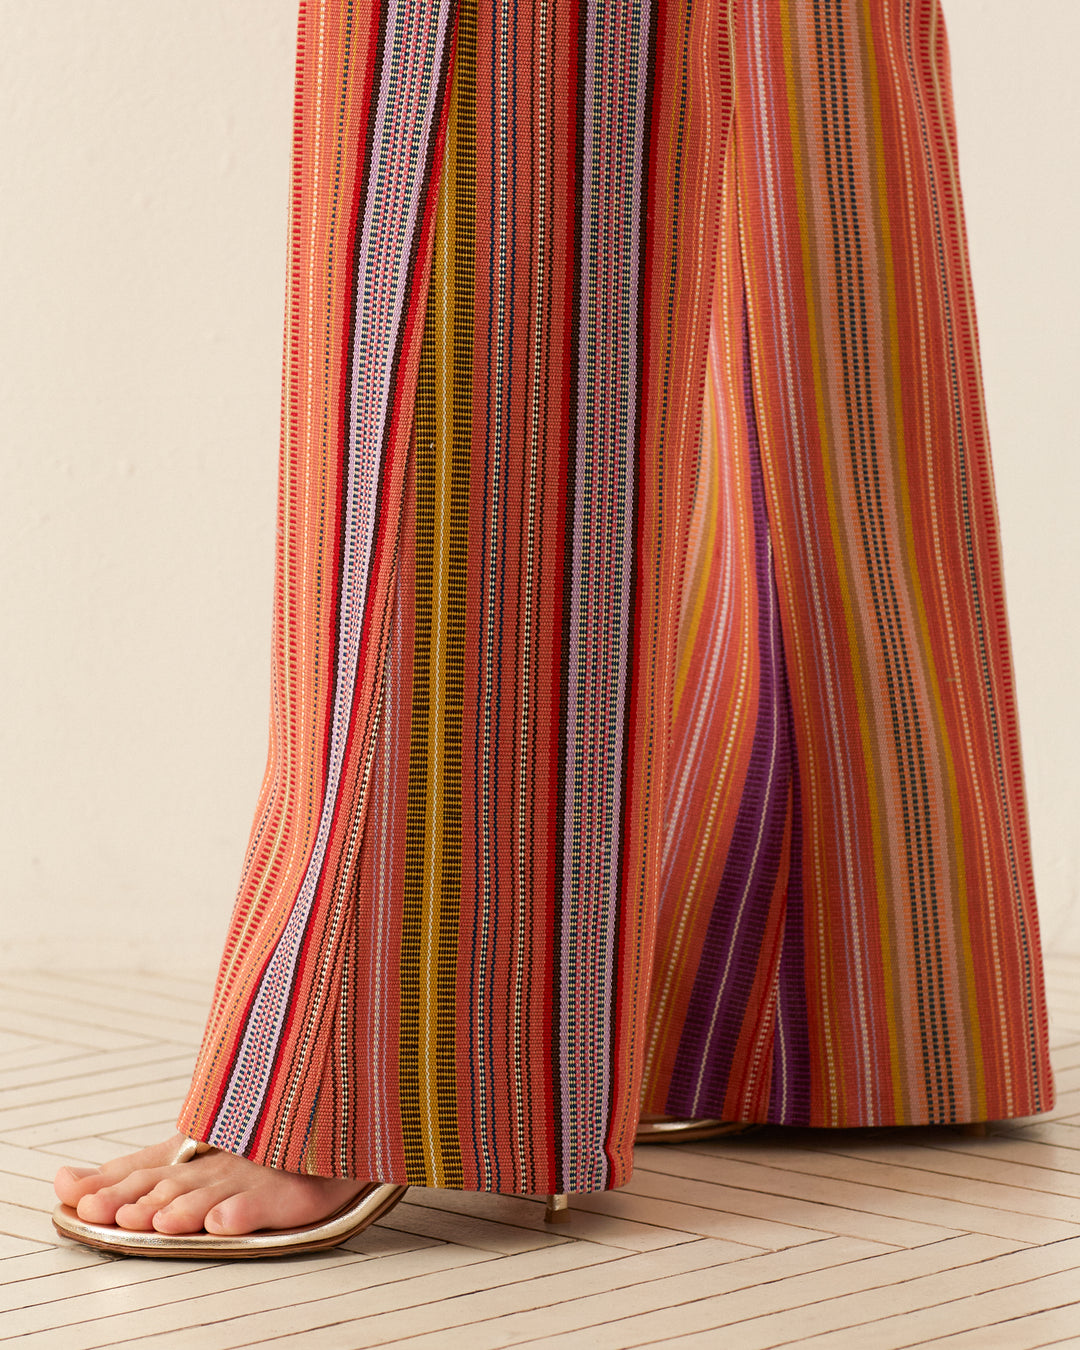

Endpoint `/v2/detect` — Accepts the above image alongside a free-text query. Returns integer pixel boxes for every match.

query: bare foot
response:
[53,1133,365,1235]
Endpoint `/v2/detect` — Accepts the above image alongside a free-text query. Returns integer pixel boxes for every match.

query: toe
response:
[113,1200,159,1232]
[153,1185,234,1235]
[111,1178,190,1231]
[75,1169,167,1225]
[203,1176,365,1236]
[202,1191,268,1236]
[53,1166,99,1207]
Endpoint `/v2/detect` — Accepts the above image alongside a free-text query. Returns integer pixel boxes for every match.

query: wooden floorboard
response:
[0,961,1077,1347]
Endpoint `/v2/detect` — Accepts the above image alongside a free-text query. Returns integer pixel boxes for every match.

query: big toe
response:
[153,1185,233,1236]
[201,1190,274,1236]
[203,1177,365,1236]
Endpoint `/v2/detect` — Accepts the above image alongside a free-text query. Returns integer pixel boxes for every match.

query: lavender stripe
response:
[560,0,651,1191]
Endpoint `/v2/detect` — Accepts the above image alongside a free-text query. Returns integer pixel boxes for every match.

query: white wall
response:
[1,1,1077,974]
[945,2,1080,959]
[1,2,297,972]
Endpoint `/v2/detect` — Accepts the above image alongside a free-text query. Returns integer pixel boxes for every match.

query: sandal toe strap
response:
[170,1137,213,1165]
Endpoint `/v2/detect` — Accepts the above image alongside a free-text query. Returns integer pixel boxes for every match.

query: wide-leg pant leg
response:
[177,0,731,1194]
[642,0,1053,1129]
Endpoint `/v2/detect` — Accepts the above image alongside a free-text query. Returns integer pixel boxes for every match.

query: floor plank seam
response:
[2,964,1080,1348]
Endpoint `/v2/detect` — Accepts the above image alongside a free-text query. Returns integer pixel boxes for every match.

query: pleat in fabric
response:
[178,0,1052,1195]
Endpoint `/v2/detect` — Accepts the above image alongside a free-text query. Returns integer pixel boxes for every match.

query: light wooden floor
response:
[1,961,1080,1348]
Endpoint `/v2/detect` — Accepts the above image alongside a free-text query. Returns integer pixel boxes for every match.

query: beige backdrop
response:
[2,1,1077,973]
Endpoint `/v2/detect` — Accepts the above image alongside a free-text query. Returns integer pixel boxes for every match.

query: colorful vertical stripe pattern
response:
[179,0,1052,1193]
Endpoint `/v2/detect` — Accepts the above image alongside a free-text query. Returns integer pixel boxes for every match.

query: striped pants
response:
[177,0,1053,1196]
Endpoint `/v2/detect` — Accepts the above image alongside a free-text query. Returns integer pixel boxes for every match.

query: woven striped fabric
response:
[178,0,1053,1195]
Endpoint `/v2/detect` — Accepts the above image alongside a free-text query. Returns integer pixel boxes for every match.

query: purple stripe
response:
[770,761,809,1122]
[664,310,808,1121]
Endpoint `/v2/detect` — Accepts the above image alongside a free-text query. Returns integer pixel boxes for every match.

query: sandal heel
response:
[544,1192,570,1223]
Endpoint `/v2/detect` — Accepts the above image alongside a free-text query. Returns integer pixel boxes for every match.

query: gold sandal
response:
[634,1115,759,1144]
[52,1137,572,1258]
[51,1136,409,1260]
